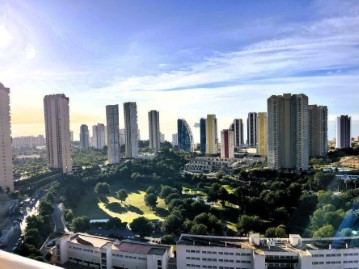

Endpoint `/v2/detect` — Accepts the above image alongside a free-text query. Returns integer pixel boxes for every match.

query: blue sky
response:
[0,0,358,141]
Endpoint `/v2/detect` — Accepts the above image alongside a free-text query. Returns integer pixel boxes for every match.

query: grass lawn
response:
[74,181,168,223]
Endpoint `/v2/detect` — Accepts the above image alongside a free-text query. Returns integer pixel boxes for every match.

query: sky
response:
[0,0,358,142]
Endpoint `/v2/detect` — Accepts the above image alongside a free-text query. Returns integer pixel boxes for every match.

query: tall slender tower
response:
[231,119,244,147]
[308,105,328,156]
[0,83,14,192]
[256,112,268,156]
[205,114,218,154]
[148,110,160,152]
[44,94,72,173]
[220,129,234,158]
[92,123,106,149]
[124,102,138,158]
[106,105,120,164]
[200,118,206,153]
[267,93,309,171]
[247,112,257,146]
[336,115,351,148]
[80,124,90,149]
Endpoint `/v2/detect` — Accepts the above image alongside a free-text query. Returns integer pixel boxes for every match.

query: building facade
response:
[148,110,161,152]
[267,93,309,171]
[247,112,257,147]
[308,105,328,157]
[92,124,106,149]
[56,233,172,269]
[200,118,206,153]
[106,105,120,164]
[336,115,351,149]
[177,234,359,269]
[0,83,14,192]
[12,135,46,148]
[206,114,218,154]
[44,94,72,173]
[231,119,244,147]
[172,133,178,147]
[256,112,268,156]
[220,129,234,159]
[80,124,90,149]
[177,119,193,152]
[124,102,139,158]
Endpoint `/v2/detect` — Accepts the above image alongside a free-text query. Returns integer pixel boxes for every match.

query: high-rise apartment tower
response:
[44,94,72,173]
[256,112,268,156]
[124,102,138,158]
[247,112,257,146]
[308,105,328,156]
[80,124,90,149]
[106,105,120,164]
[0,83,14,192]
[220,129,234,158]
[148,110,160,152]
[205,114,218,154]
[336,115,351,148]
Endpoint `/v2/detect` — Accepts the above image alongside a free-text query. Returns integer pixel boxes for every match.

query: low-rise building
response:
[177,233,359,269]
[56,233,172,269]
[184,157,237,173]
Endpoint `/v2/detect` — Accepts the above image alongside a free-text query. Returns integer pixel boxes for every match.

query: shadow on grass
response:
[154,207,169,218]
[125,205,144,215]
[105,202,127,213]
[98,196,109,203]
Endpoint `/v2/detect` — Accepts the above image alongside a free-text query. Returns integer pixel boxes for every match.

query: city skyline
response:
[1,0,358,141]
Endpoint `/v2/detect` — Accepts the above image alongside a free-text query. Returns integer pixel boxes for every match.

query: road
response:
[52,203,68,234]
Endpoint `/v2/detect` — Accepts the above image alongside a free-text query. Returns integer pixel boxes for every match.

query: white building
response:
[172,134,178,147]
[56,233,172,269]
[177,233,359,269]
[92,123,106,149]
[184,157,236,173]
[206,114,218,154]
[148,110,161,152]
[0,83,14,192]
[231,119,244,148]
[106,105,120,164]
[44,94,72,173]
[124,102,139,158]
[12,135,46,148]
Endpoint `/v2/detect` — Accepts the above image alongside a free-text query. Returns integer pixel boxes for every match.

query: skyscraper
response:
[92,124,106,149]
[256,112,268,156]
[267,93,309,171]
[336,115,351,149]
[172,133,178,147]
[231,119,244,147]
[44,94,72,173]
[80,124,90,149]
[148,110,160,152]
[0,83,14,192]
[200,118,206,153]
[177,119,193,152]
[308,105,328,156]
[124,102,138,158]
[106,105,120,164]
[206,114,218,154]
[247,112,257,146]
[220,129,234,158]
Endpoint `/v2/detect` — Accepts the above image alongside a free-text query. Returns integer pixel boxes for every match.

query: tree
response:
[237,215,262,235]
[116,189,128,203]
[161,235,176,245]
[159,185,178,199]
[146,186,156,195]
[145,193,158,210]
[190,224,208,235]
[130,217,154,238]
[313,224,335,237]
[162,213,183,235]
[71,216,90,232]
[94,182,111,196]
[265,227,287,238]
[107,217,123,229]
[39,200,54,216]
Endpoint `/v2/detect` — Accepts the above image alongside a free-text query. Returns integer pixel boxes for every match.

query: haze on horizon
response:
[1,0,358,141]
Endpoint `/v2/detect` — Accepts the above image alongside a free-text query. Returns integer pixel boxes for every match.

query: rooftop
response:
[113,240,169,255]
[69,233,114,248]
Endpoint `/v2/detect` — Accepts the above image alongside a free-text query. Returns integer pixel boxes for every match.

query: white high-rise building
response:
[0,83,14,192]
[220,129,234,158]
[336,115,351,149]
[44,94,72,173]
[247,112,257,146]
[106,105,120,164]
[119,129,126,146]
[92,124,106,149]
[267,93,309,171]
[205,114,218,154]
[172,133,178,147]
[148,110,160,152]
[309,105,328,156]
[124,102,138,158]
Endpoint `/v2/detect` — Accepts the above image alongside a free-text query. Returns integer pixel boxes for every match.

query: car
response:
[46,240,55,247]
